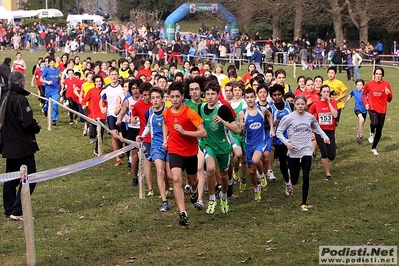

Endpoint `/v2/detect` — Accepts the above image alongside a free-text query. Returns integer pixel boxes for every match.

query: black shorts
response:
[107,116,121,131]
[169,154,198,175]
[127,128,140,141]
[354,110,367,120]
[368,110,386,128]
[128,128,140,150]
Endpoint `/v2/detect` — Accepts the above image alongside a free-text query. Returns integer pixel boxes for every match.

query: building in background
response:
[0,0,20,11]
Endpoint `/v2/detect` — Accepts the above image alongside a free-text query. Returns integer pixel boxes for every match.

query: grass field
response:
[1,49,399,266]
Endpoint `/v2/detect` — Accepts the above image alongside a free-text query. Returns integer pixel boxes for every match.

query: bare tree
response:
[345,0,384,44]
[80,0,97,14]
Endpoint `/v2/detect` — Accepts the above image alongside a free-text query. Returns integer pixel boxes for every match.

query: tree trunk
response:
[330,0,344,47]
[359,24,369,45]
[272,13,281,39]
[294,2,303,39]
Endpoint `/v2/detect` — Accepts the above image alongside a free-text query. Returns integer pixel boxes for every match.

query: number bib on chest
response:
[318,113,333,125]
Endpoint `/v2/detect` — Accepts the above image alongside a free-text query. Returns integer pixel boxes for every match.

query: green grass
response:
[1,49,399,265]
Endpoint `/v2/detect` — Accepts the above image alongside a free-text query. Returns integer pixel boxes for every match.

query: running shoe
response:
[93,150,99,156]
[267,170,276,181]
[114,160,121,167]
[260,176,267,188]
[371,149,379,156]
[300,204,309,212]
[194,200,204,210]
[206,200,217,215]
[232,168,239,181]
[359,133,363,144]
[179,212,190,226]
[10,215,24,221]
[190,190,198,204]
[285,183,293,195]
[147,190,154,197]
[90,138,95,144]
[325,175,332,181]
[220,199,229,214]
[131,178,139,187]
[368,133,374,144]
[227,183,233,197]
[69,121,74,125]
[254,190,261,201]
[160,202,170,212]
[184,185,191,195]
[239,179,247,192]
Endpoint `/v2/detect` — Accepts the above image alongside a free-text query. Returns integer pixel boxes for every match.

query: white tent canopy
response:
[10,10,40,19]
[0,6,14,22]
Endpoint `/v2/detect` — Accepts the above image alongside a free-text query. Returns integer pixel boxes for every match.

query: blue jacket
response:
[250,49,262,63]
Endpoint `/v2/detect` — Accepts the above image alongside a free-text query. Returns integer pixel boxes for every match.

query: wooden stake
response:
[293,61,296,79]
[96,118,102,156]
[21,165,36,266]
[47,99,52,131]
[138,145,146,199]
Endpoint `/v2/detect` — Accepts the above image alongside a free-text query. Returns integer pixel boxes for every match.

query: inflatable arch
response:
[164,3,239,40]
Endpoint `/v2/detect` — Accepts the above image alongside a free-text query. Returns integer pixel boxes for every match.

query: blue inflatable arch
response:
[164,3,239,40]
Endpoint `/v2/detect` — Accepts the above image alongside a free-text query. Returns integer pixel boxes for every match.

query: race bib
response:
[318,113,333,125]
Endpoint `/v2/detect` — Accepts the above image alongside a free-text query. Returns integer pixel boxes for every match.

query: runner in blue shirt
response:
[344,79,367,144]
[40,57,60,125]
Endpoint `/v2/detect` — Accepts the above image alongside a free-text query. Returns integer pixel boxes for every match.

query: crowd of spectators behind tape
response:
[0,19,384,70]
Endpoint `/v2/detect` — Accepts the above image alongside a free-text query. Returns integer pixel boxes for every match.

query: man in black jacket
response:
[332,47,343,73]
[0,57,11,96]
[0,72,41,221]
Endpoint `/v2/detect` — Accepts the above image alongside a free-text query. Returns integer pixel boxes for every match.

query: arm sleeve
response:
[14,98,40,134]
[187,108,204,128]
[141,111,151,138]
[219,105,235,123]
[311,116,328,140]
[275,116,290,145]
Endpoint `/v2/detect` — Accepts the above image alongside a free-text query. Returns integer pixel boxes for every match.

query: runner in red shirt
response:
[362,67,393,155]
[309,84,338,181]
[131,83,154,192]
[81,74,106,155]
[63,69,81,124]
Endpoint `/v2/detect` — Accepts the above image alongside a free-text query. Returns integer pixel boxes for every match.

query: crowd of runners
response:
[13,45,391,226]
[1,18,394,226]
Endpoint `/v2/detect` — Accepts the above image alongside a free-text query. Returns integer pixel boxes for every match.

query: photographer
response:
[0,72,41,221]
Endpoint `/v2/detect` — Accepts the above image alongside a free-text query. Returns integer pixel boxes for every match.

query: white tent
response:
[0,6,14,23]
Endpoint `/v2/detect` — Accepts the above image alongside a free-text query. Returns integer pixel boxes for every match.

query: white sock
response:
[228,178,234,185]
[209,194,216,201]
[221,193,227,200]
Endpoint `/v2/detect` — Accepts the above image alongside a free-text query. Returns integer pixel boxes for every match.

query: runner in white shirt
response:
[100,67,125,166]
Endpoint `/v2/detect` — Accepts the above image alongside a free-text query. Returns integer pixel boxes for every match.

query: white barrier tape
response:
[0,171,21,183]
[0,142,142,184]
[29,93,136,145]
[30,92,99,125]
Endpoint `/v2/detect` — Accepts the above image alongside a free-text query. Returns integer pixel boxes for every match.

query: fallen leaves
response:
[125,256,137,263]
[240,257,251,263]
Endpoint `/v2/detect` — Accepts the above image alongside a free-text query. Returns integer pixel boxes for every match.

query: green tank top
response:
[199,103,232,155]
[229,100,245,141]
[184,99,204,114]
